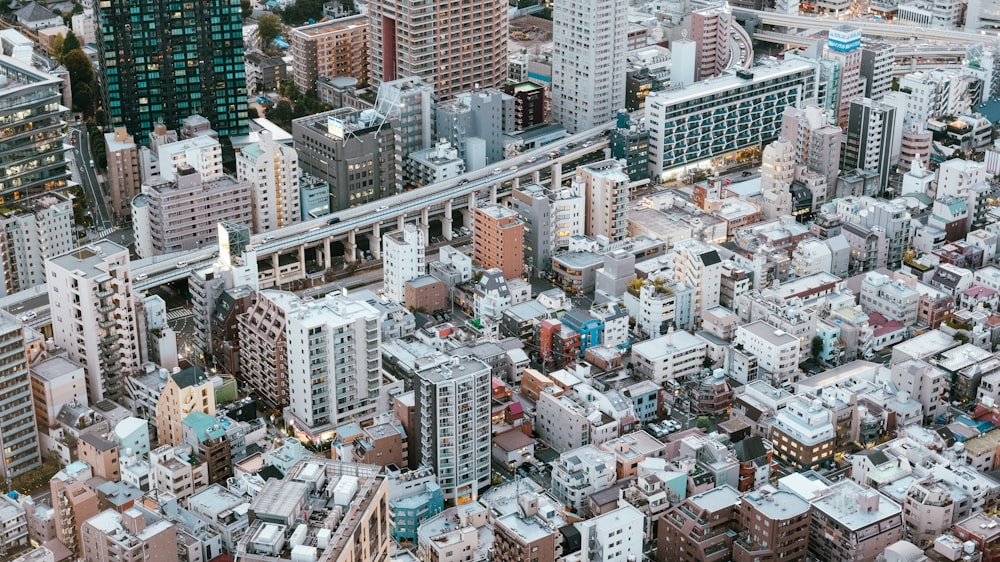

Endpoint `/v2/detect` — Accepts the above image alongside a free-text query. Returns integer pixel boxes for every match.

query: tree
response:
[257,13,283,49]
[62,30,80,54]
[276,0,325,25]
[241,0,253,18]
[64,49,97,116]
[811,335,824,361]
[264,100,294,132]
[50,34,64,63]
[696,416,711,430]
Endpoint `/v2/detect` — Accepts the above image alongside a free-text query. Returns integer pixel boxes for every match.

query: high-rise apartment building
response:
[413,355,492,505]
[0,55,70,202]
[367,0,508,99]
[646,60,817,179]
[825,25,863,127]
[293,108,397,211]
[689,5,734,81]
[841,97,896,191]
[733,488,810,562]
[0,192,73,295]
[105,127,142,221]
[237,290,293,410]
[375,76,435,163]
[808,480,904,561]
[283,293,383,441]
[46,242,140,402]
[382,223,425,305]
[511,182,586,275]
[551,0,627,133]
[131,169,253,258]
[780,104,843,194]
[473,204,525,280]
[236,130,301,233]
[578,160,631,243]
[288,16,368,93]
[0,311,40,482]
[860,41,895,101]
[155,366,216,447]
[96,0,248,142]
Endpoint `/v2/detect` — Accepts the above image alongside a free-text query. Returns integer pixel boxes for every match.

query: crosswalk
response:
[166,309,193,320]
[94,227,116,239]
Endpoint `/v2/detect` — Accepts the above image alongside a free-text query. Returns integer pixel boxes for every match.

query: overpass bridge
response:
[735,8,997,43]
[130,122,616,292]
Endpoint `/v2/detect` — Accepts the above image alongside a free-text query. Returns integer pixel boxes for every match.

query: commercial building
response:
[551,0,627,133]
[131,168,253,258]
[473,204,525,280]
[367,0,508,99]
[413,355,492,505]
[105,128,142,221]
[647,59,817,179]
[46,242,141,403]
[0,55,71,202]
[0,192,73,295]
[236,130,301,233]
[288,16,368,92]
[96,0,248,141]
[826,25,864,127]
[293,108,397,212]
[511,183,585,276]
[382,223,426,305]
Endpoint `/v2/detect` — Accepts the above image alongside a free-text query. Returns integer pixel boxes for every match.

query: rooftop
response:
[688,485,741,513]
[739,320,799,346]
[742,488,810,519]
[811,480,901,531]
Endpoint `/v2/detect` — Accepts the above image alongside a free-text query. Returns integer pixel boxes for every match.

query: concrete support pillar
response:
[346,230,358,263]
[512,176,520,191]
[271,253,280,284]
[420,207,430,241]
[397,215,405,231]
[368,233,381,260]
[532,170,540,184]
[468,192,476,209]
[298,246,305,273]
[489,183,498,203]
[322,237,331,268]
[552,162,562,189]
[371,223,381,260]
[443,199,454,240]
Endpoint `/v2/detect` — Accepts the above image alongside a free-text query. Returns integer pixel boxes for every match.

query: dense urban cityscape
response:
[3,0,1000,560]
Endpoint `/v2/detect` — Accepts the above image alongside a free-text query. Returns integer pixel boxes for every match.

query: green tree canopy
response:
[241,0,253,18]
[257,13,283,49]
[62,30,80,54]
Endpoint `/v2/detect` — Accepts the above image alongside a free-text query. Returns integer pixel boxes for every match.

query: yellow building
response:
[155,366,215,447]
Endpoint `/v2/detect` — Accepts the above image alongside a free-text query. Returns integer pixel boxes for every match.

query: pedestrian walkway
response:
[95,227,116,238]
[167,308,193,320]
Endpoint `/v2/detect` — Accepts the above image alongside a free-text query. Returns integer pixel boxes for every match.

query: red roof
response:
[867,311,905,338]
[964,285,997,298]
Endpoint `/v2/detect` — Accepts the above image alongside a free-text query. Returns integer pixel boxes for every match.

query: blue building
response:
[623,380,661,422]
[391,481,444,542]
[562,309,604,355]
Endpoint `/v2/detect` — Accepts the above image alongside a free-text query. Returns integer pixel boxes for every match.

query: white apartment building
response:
[535,387,621,454]
[672,238,723,317]
[888,359,948,425]
[576,504,645,562]
[551,0,627,133]
[631,330,707,384]
[413,355,492,505]
[157,136,223,181]
[382,223,426,305]
[551,445,617,517]
[578,160,631,243]
[791,238,833,278]
[936,158,986,199]
[859,272,920,324]
[46,242,140,403]
[734,320,800,385]
[283,293,383,441]
[405,139,466,186]
[0,192,73,294]
[236,130,301,233]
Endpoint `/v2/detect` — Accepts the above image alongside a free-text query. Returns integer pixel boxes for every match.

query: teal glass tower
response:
[95,0,249,143]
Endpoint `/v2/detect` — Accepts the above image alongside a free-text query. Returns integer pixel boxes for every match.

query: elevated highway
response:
[735,8,996,43]
[130,121,617,292]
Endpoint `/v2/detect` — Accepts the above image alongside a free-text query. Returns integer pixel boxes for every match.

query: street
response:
[68,124,112,230]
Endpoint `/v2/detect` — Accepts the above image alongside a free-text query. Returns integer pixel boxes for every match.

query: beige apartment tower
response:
[473,204,525,280]
[367,0,508,99]
[289,15,369,93]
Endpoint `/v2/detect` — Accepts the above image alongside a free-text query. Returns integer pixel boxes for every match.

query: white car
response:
[20,311,36,321]
[376,205,389,212]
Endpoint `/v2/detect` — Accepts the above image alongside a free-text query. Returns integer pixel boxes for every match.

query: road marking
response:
[167,309,193,320]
